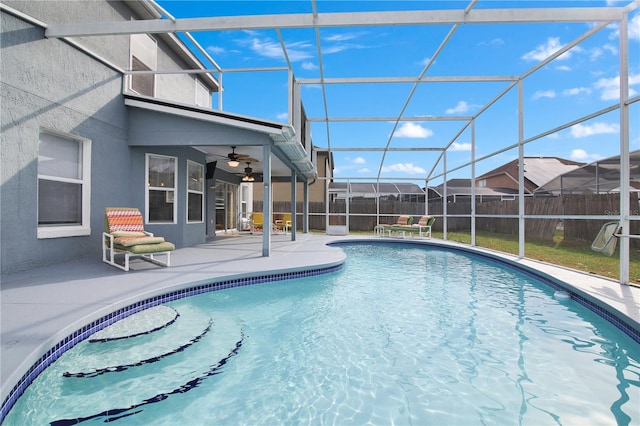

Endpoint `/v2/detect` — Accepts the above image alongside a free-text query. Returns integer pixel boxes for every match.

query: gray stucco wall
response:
[1,12,130,274]
[1,5,212,274]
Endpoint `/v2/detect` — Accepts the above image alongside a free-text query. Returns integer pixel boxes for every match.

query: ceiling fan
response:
[226,146,251,167]
[242,161,255,182]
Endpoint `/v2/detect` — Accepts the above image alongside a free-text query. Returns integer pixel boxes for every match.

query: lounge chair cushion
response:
[116,241,175,254]
[114,236,166,247]
[111,231,147,238]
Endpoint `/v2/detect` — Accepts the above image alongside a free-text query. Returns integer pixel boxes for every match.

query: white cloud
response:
[562,87,592,96]
[478,38,504,46]
[241,35,313,61]
[522,37,578,62]
[358,167,370,173]
[393,122,434,138]
[532,90,556,100]
[323,32,365,42]
[609,13,640,41]
[569,122,619,138]
[302,62,317,70]
[603,44,618,55]
[631,14,640,41]
[421,57,433,67]
[450,142,471,152]
[206,45,226,55]
[556,65,571,71]
[569,149,602,162]
[594,73,640,100]
[319,32,369,55]
[445,100,469,114]
[381,163,426,175]
[352,157,366,164]
[589,47,603,61]
[276,112,288,121]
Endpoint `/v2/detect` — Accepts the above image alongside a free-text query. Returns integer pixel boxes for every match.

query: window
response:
[37,130,91,238]
[195,79,210,108]
[146,154,177,223]
[130,34,157,96]
[187,160,204,223]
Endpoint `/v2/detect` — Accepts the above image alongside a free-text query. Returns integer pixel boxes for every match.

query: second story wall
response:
[3,0,216,107]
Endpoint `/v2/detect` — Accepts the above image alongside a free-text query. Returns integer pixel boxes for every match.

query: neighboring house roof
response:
[329,182,425,197]
[477,157,584,192]
[432,179,518,198]
[535,150,640,194]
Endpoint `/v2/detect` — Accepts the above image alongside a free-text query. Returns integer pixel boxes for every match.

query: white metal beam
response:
[297,76,520,84]
[307,116,472,122]
[328,147,445,152]
[45,7,626,38]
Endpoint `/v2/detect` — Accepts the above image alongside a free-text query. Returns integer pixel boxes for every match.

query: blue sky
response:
[158,1,639,185]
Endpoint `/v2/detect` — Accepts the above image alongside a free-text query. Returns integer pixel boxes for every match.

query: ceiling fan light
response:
[227,160,240,167]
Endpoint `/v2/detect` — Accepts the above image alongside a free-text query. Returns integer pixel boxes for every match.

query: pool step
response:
[88,305,179,342]
[46,305,244,424]
[61,304,213,377]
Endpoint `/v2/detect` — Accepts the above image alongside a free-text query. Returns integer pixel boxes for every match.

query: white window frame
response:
[129,33,157,96]
[37,129,91,239]
[145,153,177,224]
[186,160,205,223]
[195,79,210,108]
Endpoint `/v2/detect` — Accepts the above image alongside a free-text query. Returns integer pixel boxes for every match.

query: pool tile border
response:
[0,264,343,423]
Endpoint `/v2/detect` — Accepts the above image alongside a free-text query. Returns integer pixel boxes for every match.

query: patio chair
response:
[275,213,292,234]
[412,215,436,238]
[375,215,413,237]
[250,212,264,234]
[102,207,175,271]
[591,221,620,256]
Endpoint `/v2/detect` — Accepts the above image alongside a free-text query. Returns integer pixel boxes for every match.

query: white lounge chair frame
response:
[102,231,172,272]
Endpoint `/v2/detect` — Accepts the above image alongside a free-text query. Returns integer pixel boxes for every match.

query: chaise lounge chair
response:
[412,215,436,238]
[102,207,175,271]
[375,215,413,237]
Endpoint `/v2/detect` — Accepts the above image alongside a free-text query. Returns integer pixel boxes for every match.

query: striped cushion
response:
[106,208,145,233]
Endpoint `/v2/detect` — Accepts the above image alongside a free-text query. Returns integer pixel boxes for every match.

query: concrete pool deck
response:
[2,233,639,410]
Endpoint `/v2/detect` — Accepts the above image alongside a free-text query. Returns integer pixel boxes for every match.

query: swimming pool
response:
[4,243,640,425]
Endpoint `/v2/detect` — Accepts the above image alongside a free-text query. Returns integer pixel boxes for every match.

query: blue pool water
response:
[4,243,640,425]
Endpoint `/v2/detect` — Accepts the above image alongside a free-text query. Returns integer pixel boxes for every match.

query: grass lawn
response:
[434,230,640,284]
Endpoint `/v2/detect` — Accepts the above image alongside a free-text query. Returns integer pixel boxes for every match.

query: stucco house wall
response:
[1,2,215,274]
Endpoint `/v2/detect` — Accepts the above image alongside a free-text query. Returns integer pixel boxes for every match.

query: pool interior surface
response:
[5,243,639,425]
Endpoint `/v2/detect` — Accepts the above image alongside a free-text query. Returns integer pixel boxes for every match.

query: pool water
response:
[5,243,640,425]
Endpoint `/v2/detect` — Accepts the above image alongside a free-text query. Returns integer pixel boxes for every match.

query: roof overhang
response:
[124,93,317,180]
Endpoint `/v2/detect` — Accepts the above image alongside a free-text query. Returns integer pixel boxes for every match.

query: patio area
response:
[2,233,640,410]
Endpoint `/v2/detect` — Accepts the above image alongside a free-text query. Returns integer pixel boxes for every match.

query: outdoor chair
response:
[250,212,264,234]
[275,213,292,234]
[375,215,413,237]
[102,207,175,271]
[412,216,436,238]
[591,221,620,256]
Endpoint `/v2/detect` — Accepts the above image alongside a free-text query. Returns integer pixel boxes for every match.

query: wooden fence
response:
[256,193,639,247]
